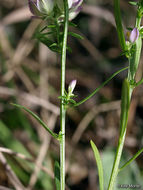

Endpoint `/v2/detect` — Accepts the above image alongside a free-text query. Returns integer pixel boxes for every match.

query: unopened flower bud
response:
[68,80,77,94]
[129,28,139,43]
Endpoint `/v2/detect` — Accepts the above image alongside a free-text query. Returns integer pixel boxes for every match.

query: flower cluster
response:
[28,0,83,20]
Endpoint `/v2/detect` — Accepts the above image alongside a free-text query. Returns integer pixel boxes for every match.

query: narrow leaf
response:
[119,147,143,172]
[90,140,104,190]
[68,32,84,40]
[54,161,60,190]
[48,25,56,28]
[11,103,58,139]
[114,0,127,51]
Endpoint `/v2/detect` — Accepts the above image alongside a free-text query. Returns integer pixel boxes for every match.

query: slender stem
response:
[119,147,143,172]
[107,1,142,190]
[60,1,69,190]
[74,67,128,107]
[107,130,126,190]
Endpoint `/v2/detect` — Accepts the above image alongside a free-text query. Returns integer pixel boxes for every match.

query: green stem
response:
[119,147,143,172]
[107,129,127,190]
[107,1,143,190]
[74,67,128,107]
[108,79,131,190]
[60,1,69,190]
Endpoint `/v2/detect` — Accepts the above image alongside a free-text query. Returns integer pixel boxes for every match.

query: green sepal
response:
[69,99,76,105]
[54,161,61,190]
[11,103,59,140]
[90,140,104,190]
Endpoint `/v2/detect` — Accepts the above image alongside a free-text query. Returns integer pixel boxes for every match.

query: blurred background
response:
[0,0,143,189]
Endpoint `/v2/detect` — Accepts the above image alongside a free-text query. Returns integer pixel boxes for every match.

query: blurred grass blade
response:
[11,103,58,139]
[90,140,104,190]
[54,161,60,190]
[119,147,143,172]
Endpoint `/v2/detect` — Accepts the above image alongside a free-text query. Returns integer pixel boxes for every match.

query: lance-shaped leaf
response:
[90,140,104,190]
[11,103,59,139]
[68,32,84,40]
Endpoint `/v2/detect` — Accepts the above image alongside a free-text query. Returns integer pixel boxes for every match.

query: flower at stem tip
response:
[68,79,77,95]
[129,27,139,43]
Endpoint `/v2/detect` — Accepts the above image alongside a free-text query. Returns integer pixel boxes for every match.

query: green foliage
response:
[11,103,59,139]
[58,89,77,108]
[74,67,128,107]
[68,32,84,40]
[90,140,104,190]
[119,147,143,171]
[34,32,61,53]
[102,148,143,189]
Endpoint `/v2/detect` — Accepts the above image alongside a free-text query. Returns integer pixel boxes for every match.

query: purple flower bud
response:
[68,80,77,94]
[129,28,139,43]
[28,0,54,17]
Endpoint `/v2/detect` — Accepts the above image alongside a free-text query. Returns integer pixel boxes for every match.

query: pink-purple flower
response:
[129,28,139,43]
[68,80,77,94]
[28,0,83,20]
